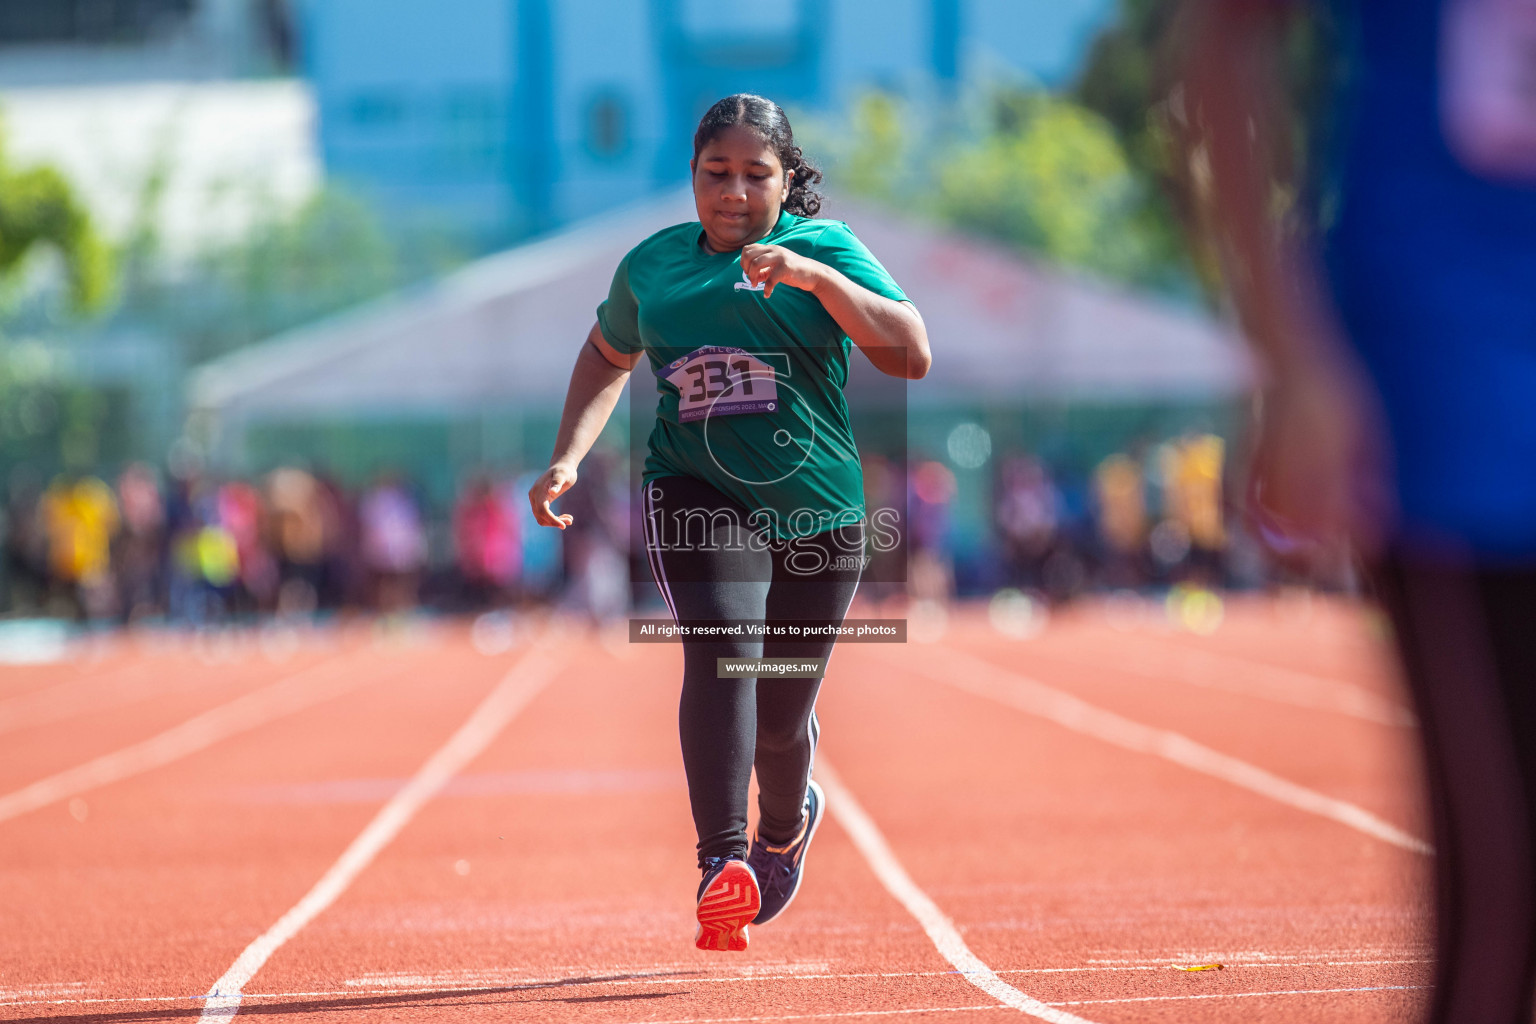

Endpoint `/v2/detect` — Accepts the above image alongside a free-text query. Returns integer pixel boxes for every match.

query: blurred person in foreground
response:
[1177,1,1536,1021]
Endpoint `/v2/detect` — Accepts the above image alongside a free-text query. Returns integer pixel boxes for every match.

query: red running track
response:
[0,596,1431,1023]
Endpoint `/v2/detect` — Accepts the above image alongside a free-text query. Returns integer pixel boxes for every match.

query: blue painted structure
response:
[297,0,1114,247]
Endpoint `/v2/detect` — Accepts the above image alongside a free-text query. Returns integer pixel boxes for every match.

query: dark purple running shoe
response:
[747,778,825,925]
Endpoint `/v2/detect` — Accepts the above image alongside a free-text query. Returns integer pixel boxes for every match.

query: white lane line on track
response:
[1053,983,1426,1006]
[0,961,1436,1008]
[887,646,1433,855]
[0,973,1434,1011]
[0,654,382,825]
[1044,640,1414,727]
[1140,636,1414,726]
[614,1010,1011,1023]
[197,630,570,1022]
[815,759,1100,1024]
[0,663,160,736]
[3,1000,1007,1019]
[613,986,1428,1022]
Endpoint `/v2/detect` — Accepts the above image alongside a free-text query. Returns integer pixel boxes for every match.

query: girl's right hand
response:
[528,462,577,529]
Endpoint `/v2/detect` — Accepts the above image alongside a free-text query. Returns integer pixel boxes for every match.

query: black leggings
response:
[1373,554,1536,1024]
[642,475,863,867]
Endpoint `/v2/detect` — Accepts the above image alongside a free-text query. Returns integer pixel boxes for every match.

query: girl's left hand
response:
[740,243,825,298]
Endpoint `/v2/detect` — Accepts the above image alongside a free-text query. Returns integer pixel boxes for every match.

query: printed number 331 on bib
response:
[665,346,779,423]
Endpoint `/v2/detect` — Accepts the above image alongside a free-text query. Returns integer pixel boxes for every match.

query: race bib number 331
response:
[665,346,779,423]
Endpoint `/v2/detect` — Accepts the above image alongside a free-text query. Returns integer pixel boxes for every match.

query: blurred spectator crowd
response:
[894,430,1287,605]
[0,459,619,626]
[0,431,1302,626]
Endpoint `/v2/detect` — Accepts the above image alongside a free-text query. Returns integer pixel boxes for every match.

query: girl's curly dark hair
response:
[692,94,824,217]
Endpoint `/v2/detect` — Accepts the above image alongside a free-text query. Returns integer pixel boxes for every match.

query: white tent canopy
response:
[190,189,1252,424]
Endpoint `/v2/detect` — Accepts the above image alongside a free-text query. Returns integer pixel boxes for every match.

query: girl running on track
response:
[529,94,930,952]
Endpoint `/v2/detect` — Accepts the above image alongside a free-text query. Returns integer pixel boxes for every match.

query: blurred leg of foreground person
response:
[1177,1,1536,1021]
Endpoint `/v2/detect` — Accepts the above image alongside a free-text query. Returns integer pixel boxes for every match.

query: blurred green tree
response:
[935,91,1162,283]
[1072,0,1343,297]
[806,3,1339,299]
[807,87,1184,291]
[0,115,118,474]
[121,185,440,365]
[0,115,113,313]
[836,93,909,205]
[0,112,465,475]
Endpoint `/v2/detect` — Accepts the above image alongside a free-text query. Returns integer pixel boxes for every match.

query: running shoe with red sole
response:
[694,856,760,952]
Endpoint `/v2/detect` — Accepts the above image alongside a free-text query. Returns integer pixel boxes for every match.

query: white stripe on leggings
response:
[804,575,857,788]
[642,483,679,622]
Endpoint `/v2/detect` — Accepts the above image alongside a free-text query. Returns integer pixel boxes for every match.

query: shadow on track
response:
[3,972,694,1023]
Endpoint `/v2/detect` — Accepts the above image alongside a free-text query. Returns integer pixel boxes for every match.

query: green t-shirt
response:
[597,210,908,540]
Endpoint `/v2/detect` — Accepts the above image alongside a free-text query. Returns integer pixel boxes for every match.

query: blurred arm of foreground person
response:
[1182,5,1536,1023]
[528,323,640,530]
[1172,0,1388,558]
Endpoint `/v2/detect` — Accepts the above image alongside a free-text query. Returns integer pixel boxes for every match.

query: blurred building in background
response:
[2,0,1118,249]
[0,0,293,85]
[1,0,1289,621]
[187,188,1250,589]
[301,0,1116,245]
[0,0,311,478]
[0,0,1120,473]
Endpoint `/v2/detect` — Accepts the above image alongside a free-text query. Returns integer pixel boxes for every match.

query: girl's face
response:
[691,123,791,253]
